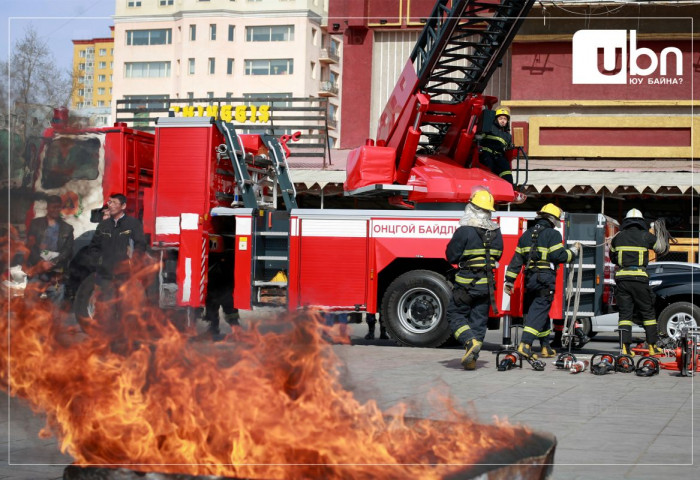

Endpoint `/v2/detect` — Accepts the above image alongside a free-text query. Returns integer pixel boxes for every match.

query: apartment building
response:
[112,0,341,147]
[71,27,115,125]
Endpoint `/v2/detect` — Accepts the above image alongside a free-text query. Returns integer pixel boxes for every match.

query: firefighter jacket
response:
[26,216,74,274]
[89,214,146,279]
[446,225,503,294]
[610,218,657,282]
[506,218,576,283]
[480,120,513,157]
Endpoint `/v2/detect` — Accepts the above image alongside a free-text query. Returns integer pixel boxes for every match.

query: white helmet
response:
[625,208,644,219]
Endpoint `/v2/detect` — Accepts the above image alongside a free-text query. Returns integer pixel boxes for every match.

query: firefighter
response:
[446,188,504,370]
[478,106,514,184]
[611,208,665,357]
[504,204,581,359]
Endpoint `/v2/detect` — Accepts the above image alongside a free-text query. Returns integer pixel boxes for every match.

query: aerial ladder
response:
[345,0,536,208]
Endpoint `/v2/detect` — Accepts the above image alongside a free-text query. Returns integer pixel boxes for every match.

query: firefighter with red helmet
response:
[446,188,504,370]
[504,204,581,360]
[611,208,665,357]
[478,106,514,184]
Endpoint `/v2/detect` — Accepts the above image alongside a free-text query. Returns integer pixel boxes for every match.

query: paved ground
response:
[1,315,697,479]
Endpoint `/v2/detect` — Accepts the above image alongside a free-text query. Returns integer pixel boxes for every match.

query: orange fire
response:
[1,263,531,479]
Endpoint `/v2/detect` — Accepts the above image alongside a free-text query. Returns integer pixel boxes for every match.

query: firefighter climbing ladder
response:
[408,0,536,152]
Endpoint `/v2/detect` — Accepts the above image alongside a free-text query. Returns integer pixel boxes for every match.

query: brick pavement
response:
[1,322,697,479]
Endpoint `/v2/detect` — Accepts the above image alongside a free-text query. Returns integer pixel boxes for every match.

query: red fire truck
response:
[67,0,616,348]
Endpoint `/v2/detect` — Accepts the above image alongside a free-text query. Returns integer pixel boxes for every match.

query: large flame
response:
[1,257,530,479]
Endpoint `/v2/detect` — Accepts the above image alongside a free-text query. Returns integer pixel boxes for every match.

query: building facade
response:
[71,27,115,125]
[112,0,341,146]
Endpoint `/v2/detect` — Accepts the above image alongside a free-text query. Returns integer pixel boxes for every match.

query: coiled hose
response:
[652,218,676,258]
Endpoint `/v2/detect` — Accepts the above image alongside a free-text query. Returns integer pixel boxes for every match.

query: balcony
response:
[319,47,339,64]
[319,81,338,97]
[327,117,337,129]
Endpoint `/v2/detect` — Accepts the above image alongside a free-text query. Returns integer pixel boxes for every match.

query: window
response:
[127,1,142,7]
[98,74,106,82]
[110,61,113,68]
[99,62,106,69]
[79,50,86,58]
[187,92,194,106]
[207,92,214,99]
[227,58,234,75]
[189,25,196,41]
[78,63,85,71]
[124,94,170,110]
[98,87,105,95]
[244,59,293,75]
[111,48,114,55]
[228,25,234,41]
[312,28,318,46]
[125,61,171,78]
[208,58,216,74]
[41,137,101,189]
[226,92,233,98]
[243,92,291,107]
[188,58,195,74]
[78,88,84,96]
[310,61,316,79]
[110,74,113,81]
[97,100,105,107]
[99,48,106,56]
[246,25,294,42]
[127,29,172,45]
[109,88,112,94]
[159,0,174,5]
[210,24,216,40]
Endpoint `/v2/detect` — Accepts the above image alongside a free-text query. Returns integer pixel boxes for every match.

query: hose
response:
[652,218,676,258]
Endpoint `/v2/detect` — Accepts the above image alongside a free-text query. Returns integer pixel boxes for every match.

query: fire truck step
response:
[258,231,288,237]
[254,281,288,287]
[256,256,288,261]
[564,311,593,317]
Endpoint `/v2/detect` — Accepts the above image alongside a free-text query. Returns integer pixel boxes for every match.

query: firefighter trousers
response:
[480,151,513,184]
[616,279,658,345]
[447,285,490,347]
[521,272,555,345]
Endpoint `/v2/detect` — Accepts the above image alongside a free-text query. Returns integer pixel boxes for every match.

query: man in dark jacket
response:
[478,107,514,184]
[446,188,503,370]
[25,195,74,302]
[89,193,146,283]
[504,204,580,360]
[611,208,665,356]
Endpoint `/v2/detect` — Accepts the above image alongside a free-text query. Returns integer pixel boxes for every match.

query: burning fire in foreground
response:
[1,272,534,479]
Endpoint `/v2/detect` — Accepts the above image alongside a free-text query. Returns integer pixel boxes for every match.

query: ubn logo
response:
[572,30,682,84]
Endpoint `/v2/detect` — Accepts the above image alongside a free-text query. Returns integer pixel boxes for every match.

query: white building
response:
[112,0,340,146]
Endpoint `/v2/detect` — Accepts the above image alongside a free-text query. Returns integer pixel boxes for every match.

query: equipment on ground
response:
[553,352,577,369]
[569,360,589,374]
[635,357,660,377]
[590,353,635,375]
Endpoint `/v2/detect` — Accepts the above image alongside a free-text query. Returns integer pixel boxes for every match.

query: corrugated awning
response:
[289,169,698,195]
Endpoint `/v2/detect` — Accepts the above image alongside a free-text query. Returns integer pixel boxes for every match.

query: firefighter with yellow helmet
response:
[445,188,504,370]
[478,106,514,184]
[504,204,581,360]
[611,208,666,357]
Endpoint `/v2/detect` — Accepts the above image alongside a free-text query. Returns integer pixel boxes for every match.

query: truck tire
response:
[381,270,452,347]
[658,301,700,343]
[74,274,98,334]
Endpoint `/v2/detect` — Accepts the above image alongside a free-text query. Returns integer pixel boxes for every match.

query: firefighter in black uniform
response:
[611,208,665,356]
[504,204,581,359]
[478,107,514,184]
[446,188,504,370]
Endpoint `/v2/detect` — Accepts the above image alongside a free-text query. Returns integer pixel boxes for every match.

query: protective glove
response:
[570,241,582,257]
[504,282,514,296]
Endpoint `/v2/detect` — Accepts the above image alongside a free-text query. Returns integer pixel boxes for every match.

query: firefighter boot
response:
[364,322,376,340]
[540,342,557,358]
[517,342,538,360]
[648,344,663,356]
[379,323,389,340]
[461,339,482,370]
[621,344,636,358]
[224,311,240,327]
[550,330,563,349]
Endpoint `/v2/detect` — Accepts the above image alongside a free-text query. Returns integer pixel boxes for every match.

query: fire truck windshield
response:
[41,137,100,189]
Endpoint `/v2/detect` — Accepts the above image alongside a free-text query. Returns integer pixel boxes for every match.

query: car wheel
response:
[658,302,700,343]
[381,270,452,347]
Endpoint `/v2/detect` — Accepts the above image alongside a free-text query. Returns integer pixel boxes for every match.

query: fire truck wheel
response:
[658,302,700,344]
[381,270,452,347]
[74,274,98,334]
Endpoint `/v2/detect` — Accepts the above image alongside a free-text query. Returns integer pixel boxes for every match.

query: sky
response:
[1,0,115,69]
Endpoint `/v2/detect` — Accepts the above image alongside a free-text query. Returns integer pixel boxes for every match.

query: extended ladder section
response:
[215,121,297,211]
[409,0,535,152]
